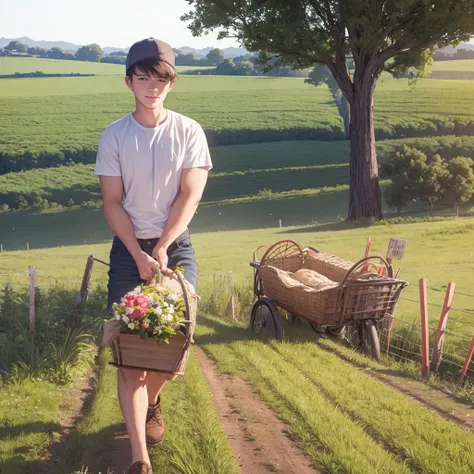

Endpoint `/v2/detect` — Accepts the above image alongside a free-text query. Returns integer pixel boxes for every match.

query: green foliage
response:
[74,43,103,62]
[183,0,474,219]
[443,157,474,207]
[206,48,225,65]
[0,283,107,384]
[382,146,474,213]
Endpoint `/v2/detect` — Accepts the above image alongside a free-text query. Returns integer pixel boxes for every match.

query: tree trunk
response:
[348,76,382,220]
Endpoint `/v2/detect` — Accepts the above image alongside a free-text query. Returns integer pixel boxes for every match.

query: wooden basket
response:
[109,272,197,380]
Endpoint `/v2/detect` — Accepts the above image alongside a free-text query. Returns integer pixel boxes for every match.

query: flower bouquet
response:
[106,271,197,377]
[112,283,187,344]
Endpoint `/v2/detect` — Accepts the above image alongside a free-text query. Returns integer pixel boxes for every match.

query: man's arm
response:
[152,167,209,272]
[100,176,160,280]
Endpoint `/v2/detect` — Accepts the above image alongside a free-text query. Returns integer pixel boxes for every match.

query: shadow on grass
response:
[0,421,127,474]
[196,313,321,346]
[321,340,474,410]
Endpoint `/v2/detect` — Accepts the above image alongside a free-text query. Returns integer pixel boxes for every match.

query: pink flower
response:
[130,309,143,319]
[141,323,149,329]
[136,295,147,305]
[123,294,137,308]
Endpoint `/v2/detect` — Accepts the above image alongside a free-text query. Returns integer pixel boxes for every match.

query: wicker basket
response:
[109,272,197,380]
[304,253,354,283]
[257,242,407,327]
[258,265,340,326]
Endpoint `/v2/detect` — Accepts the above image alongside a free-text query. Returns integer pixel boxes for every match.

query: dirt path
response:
[195,346,319,474]
[38,371,95,472]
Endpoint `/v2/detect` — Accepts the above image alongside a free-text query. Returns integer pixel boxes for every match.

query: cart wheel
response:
[250,297,283,341]
[358,320,381,361]
[326,326,347,341]
[309,322,326,334]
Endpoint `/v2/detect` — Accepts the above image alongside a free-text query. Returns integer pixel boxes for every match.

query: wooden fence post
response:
[29,266,35,333]
[226,295,236,320]
[73,255,94,324]
[460,335,474,385]
[419,278,430,377]
[364,237,371,258]
[430,282,455,373]
[384,315,394,354]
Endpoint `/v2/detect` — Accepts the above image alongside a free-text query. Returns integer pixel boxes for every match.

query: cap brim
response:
[126,58,176,73]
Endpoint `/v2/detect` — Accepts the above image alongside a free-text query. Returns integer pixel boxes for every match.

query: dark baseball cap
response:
[126,38,176,73]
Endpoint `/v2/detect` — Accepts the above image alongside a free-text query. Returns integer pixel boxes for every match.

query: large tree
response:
[206,47,225,65]
[182,1,474,219]
[5,41,27,52]
[75,43,103,62]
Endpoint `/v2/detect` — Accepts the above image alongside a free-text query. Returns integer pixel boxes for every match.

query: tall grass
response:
[0,283,107,384]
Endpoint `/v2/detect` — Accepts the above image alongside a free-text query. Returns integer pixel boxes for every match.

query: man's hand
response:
[134,250,161,281]
[152,243,177,279]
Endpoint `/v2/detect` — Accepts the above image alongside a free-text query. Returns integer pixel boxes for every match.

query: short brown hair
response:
[127,58,177,83]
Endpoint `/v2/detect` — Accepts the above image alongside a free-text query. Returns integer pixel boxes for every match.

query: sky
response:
[0,0,240,50]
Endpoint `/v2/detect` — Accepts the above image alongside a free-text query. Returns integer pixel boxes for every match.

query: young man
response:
[95,38,212,474]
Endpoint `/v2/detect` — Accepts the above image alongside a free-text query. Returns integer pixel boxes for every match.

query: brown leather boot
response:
[128,461,152,474]
[146,397,166,445]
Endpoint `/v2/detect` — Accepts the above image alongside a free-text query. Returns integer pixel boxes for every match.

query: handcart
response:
[249,240,408,360]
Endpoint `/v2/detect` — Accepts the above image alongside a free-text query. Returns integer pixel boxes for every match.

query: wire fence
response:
[376,293,474,381]
[1,257,473,383]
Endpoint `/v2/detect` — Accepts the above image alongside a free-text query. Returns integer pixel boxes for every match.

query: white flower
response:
[166,313,173,322]
[128,322,135,329]
[168,307,174,315]
[126,307,132,315]
[123,316,130,324]
[154,307,163,316]
[115,313,121,321]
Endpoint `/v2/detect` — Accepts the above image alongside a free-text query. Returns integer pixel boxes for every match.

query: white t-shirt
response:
[94,110,213,239]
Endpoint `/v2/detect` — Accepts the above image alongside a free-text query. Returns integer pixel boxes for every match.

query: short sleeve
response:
[94,130,121,177]
[183,123,213,170]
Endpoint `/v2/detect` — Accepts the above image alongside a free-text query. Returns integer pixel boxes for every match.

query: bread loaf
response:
[291,269,336,290]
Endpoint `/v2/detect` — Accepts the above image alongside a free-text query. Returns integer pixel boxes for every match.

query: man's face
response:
[126,67,174,109]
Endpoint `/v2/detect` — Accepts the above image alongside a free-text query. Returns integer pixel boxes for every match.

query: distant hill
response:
[0,36,247,57]
[0,36,80,52]
[0,36,128,55]
[177,46,248,58]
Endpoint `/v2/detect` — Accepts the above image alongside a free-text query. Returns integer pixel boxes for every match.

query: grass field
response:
[199,317,474,473]
[4,74,474,169]
[0,75,341,161]
[430,59,474,72]
[1,218,473,330]
[0,56,214,76]
[0,379,64,471]
[4,133,474,217]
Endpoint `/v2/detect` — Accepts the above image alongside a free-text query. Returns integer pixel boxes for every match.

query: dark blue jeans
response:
[107,230,198,310]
